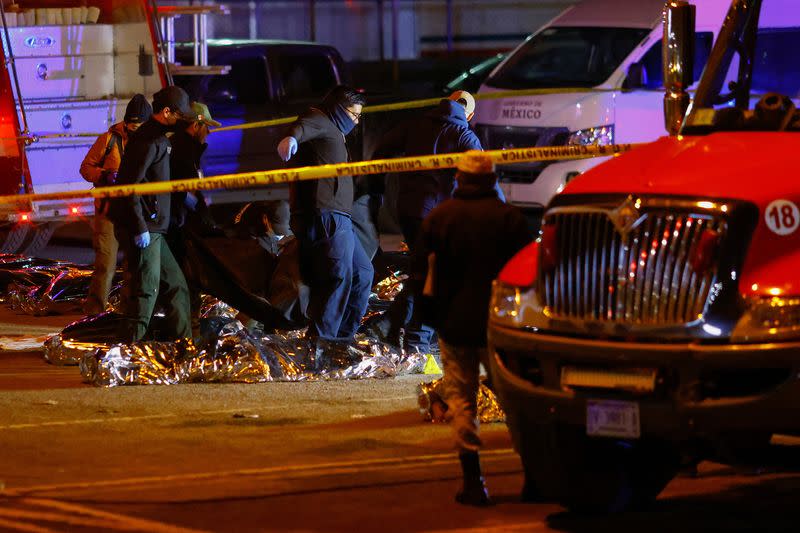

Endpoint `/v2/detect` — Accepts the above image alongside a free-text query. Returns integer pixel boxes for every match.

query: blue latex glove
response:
[134,231,151,249]
[277,136,298,162]
[184,192,199,211]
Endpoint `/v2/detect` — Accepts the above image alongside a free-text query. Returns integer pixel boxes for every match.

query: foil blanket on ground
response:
[43,296,243,365]
[5,266,124,316]
[418,377,506,424]
[75,321,426,387]
[0,256,78,303]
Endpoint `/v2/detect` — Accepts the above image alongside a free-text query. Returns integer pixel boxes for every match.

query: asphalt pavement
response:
[2,227,800,531]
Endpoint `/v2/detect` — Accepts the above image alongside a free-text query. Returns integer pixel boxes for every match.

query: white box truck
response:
[474,0,730,210]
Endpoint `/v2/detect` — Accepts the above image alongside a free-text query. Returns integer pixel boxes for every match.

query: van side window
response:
[752,28,800,97]
[275,53,337,100]
[206,56,269,105]
[639,32,713,89]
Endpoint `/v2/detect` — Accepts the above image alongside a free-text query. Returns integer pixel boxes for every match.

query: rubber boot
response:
[455,451,492,506]
[520,477,543,503]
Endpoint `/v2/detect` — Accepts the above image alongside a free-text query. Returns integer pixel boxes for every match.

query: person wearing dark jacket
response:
[276,85,373,343]
[168,101,218,230]
[110,86,195,342]
[167,101,220,336]
[372,90,484,353]
[412,151,532,506]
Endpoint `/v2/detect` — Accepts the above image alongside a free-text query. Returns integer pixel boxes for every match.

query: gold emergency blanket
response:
[418,377,506,424]
[72,321,426,387]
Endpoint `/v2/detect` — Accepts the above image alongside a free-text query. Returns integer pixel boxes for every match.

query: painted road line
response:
[2,449,516,498]
[22,498,209,533]
[0,517,59,533]
[428,522,551,533]
[0,326,65,335]
[0,337,47,351]
[0,508,137,531]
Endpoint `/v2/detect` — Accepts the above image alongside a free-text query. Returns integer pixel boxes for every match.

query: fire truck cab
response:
[488,0,800,513]
[0,0,224,254]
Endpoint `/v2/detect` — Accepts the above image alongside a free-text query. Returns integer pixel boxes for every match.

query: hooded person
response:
[276,85,373,346]
[370,90,503,354]
[411,150,532,506]
[80,93,152,315]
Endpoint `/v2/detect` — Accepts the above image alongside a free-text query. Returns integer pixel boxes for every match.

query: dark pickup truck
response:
[175,40,350,182]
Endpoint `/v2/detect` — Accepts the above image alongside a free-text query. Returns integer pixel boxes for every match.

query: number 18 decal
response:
[766,199,800,236]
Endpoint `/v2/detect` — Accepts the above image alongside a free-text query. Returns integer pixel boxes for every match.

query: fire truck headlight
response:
[567,124,615,146]
[490,281,539,328]
[731,296,800,342]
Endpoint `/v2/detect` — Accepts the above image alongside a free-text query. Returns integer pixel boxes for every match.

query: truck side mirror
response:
[623,62,647,90]
[662,0,696,135]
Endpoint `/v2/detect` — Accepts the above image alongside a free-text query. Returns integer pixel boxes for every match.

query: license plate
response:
[586,399,640,438]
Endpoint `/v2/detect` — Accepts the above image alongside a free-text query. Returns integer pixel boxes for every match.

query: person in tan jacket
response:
[80,94,152,315]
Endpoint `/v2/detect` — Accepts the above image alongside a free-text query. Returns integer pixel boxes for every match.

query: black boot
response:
[456,451,492,506]
[520,476,543,503]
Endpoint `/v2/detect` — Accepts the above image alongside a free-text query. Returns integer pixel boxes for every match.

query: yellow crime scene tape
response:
[209,87,614,133]
[5,87,619,141]
[0,143,641,211]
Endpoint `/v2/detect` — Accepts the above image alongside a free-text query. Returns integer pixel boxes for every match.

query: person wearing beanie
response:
[276,85,373,348]
[371,90,502,355]
[79,93,152,315]
[411,150,532,506]
[109,85,195,342]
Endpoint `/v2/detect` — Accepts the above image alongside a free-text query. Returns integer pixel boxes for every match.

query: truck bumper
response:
[487,324,800,440]
[498,157,611,208]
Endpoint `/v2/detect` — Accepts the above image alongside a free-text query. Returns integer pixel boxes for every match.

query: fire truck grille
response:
[539,211,726,325]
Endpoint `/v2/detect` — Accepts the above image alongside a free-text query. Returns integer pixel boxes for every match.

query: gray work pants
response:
[84,213,118,315]
[439,339,488,453]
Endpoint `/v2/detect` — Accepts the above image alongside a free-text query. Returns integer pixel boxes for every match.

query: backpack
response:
[94,131,123,214]
[99,130,123,169]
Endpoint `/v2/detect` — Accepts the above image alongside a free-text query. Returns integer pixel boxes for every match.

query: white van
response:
[473,0,730,210]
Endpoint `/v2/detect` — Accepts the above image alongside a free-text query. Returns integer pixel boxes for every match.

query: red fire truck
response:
[0,0,224,254]
[488,0,800,512]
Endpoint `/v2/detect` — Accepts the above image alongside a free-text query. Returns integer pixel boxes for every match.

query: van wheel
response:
[520,424,679,513]
[18,222,59,257]
[0,222,59,257]
[0,224,32,255]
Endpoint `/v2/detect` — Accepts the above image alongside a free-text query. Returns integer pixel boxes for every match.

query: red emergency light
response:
[71,206,80,215]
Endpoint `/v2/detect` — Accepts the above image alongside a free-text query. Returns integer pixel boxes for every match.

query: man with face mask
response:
[276,85,373,345]
[167,102,220,336]
[169,102,218,229]
[109,86,195,342]
[80,94,152,315]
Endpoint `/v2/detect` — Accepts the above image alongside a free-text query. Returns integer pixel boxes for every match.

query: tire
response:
[18,222,60,257]
[0,224,31,254]
[519,423,680,513]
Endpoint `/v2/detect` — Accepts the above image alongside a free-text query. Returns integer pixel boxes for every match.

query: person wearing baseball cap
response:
[108,85,194,342]
[448,90,476,120]
[411,149,531,507]
[165,101,221,335]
